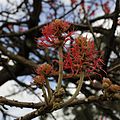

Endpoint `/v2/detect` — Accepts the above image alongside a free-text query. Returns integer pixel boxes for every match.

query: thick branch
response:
[103,0,120,70]
[0,44,37,68]
[16,93,120,120]
[0,96,45,109]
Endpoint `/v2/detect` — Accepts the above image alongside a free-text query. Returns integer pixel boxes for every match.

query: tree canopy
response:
[0,0,120,120]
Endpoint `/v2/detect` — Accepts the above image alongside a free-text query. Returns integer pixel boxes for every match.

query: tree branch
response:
[0,96,45,109]
[15,93,120,120]
[0,44,37,68]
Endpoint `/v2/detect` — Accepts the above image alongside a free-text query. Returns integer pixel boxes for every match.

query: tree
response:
[0,0,120,120]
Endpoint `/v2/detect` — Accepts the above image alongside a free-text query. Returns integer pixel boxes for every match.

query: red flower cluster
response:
[64,36,105,77]
[33,63,53,85]
[38,19,70,47]
[33,75,46,85]
[36,63,53,76]
[35,19,105,80]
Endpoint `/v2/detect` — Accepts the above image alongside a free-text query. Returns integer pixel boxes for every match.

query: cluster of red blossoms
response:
[33,63,53,85]
[37,19,70,47]
[35,19,105,85]
[64,36,105,77]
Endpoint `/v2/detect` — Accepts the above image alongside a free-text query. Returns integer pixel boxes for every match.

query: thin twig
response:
[42,86,49,105]
[56,46,63,92]
[62,72,85,107]
[46,78,53,100]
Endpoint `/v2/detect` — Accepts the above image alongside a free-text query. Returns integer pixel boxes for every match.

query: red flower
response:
[64,36,105,77]
[33,75,46,85]
[37,19,70,47]
[71,0,77,5]
[36,63,53,76]
[33,63,53,85]
[103,1,110,14]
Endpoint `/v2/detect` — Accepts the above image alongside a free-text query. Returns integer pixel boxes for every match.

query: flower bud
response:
[102,77,112,89]
[33,75,46,85]
[108,85,120,92]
